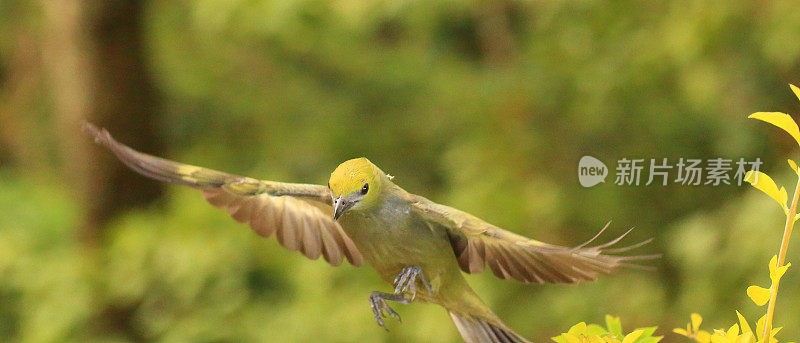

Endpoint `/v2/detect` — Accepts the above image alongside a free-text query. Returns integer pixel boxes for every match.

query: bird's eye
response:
[361,183,369,195]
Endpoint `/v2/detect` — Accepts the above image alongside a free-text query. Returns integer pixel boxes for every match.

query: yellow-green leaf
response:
[606,315,622,336]
[691,313,703,331]
[622,329,644,343]
[746,285,771,306]
[775,262,791,284]
[756,314,766,340]
[709,335,728,343]
[568,322,587,336]
[727,324,740,338]
[780,186,788,211]
[555,333,582,343]
[749,111,800,147]
[587,336,605,343]
[673,328,690,337]
[789,159,800,176]
[738,332,754,343]
[768,255,791,284]
[791,84,800,103]
[772,326,783,336]
[744,171,788,211]
[587,324,608,337]
[736,311,752,334]
[696,330,711,343]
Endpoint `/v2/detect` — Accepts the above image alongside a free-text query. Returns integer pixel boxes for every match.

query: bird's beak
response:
[333,196,353,220]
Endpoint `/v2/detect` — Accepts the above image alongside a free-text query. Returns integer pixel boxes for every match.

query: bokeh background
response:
[2,0,800,342]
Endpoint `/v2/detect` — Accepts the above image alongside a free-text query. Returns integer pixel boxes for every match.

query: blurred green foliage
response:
[2,0,800,341]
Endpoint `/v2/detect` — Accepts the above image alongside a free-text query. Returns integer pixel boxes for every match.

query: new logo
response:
[578,156,608,187]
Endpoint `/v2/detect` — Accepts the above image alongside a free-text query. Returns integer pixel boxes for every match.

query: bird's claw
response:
[369,292,408,331]
[393,266,432,300]
[368,267,430,330]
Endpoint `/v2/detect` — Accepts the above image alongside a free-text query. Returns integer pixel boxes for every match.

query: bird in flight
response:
[84,123,656,343]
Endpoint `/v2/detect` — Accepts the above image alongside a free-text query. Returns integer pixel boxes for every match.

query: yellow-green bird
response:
[84,123,655,343]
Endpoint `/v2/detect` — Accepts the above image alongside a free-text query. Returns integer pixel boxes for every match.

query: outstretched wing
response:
[411,196,657,284]
[84,122,363,267]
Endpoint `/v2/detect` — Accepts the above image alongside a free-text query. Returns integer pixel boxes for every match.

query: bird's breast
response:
[338,206,453,284]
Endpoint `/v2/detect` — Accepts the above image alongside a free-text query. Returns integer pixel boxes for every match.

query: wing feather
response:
[85,122,363,267]
[277,199,299,251]
[317,216,342,265]
[300,208,322,260]
[411,196,657,284]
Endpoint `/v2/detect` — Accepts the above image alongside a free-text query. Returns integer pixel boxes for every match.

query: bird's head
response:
[328,157,384,220]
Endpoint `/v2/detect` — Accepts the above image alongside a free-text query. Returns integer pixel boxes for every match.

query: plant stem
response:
[763,176,800,338]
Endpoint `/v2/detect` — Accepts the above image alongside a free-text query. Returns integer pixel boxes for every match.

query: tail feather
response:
[449,312,530,343]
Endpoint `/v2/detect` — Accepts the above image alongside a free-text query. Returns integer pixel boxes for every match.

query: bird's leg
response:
[392,265,433,300]
[369,267,433,330]
[369,291,408,330]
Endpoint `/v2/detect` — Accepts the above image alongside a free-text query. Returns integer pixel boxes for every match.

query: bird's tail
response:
[432,274,531,343]
[448,311,531,343]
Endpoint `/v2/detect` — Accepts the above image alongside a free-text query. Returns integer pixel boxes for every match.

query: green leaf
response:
[746,285,771,306]
[744,171,788,211]
[749,111,800,147]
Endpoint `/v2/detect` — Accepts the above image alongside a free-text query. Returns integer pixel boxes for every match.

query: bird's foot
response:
[369,291,408,330]
[393,265,433,300]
